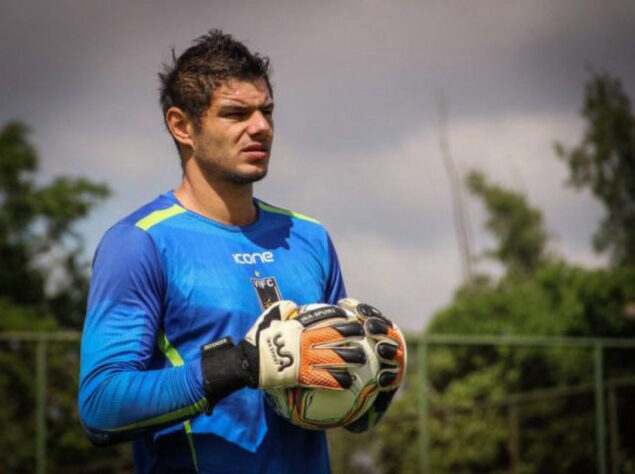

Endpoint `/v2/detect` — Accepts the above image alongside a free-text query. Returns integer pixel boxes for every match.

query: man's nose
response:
[247,111,273,137]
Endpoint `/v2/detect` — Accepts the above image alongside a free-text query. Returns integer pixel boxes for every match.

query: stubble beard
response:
[222,167,268,185]
[197,155,269,187]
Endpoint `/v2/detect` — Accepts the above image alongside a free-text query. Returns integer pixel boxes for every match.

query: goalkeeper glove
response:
[337,298,407,432]
[200,300,366,413]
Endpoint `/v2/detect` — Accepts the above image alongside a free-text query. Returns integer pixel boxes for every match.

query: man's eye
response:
[223,110,248,118]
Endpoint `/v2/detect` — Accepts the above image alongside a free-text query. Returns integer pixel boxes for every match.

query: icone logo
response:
[233,251,274,264]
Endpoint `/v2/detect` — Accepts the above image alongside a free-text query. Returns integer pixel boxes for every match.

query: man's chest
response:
[156,230,327,344]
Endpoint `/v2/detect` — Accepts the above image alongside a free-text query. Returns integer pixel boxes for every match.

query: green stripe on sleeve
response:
[184,420,199,472]
[157,330,185,366]
[129,329,201,471]
[135,204,186,231]
[104,398,207,433]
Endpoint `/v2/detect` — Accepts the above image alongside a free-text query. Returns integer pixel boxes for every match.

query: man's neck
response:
[174,165,257,227]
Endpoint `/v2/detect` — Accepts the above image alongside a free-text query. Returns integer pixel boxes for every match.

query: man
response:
[78,30,405,473]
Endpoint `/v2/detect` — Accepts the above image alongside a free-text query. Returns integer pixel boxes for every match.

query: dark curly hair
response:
[158,30,272,144]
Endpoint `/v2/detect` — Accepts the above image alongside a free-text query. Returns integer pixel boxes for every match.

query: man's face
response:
[190,78,274,185]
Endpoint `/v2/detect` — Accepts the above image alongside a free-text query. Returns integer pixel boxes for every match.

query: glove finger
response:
[357,303,389,323]
[366,320,406,356]
[276,300,300,321]
[258,302,295,342]
[377,369,399,389]
[376,341,398,361]
[327,369,353,389]
[303,322,363,353]
[331,321,365,338]
[385,325,407,372]
[246,300,298,345]
[376,339,405,374]
[299,367,352,390]
[307,346,363,368]
[336,298,362,316]
[338,298,390,324]
[331,346,367,366]
[365,317,390,336]
[261,300,297,325]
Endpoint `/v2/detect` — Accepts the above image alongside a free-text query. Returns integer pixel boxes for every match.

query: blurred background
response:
[1,0,634,472]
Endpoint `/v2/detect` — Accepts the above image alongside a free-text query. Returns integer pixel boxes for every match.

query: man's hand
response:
[200,301,366,413]
[337,298,407,432]
[338,298,406,390]
[242,301,367,389]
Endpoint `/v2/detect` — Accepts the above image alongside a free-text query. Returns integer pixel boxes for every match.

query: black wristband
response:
[200,337,255,414]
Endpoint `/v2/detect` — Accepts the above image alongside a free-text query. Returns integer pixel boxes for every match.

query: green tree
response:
[351,163,635,472]
[0,120,109,328]
[333,72,635,474]
[425,263,635,473]
[555,72,635,267]
[358,264,635,474]
[0,121,131,473]
[466,170,548,278]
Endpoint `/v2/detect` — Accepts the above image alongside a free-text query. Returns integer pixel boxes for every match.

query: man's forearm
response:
[79,359,206,446]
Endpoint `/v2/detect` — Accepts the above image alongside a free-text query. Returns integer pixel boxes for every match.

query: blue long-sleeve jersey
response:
[79,191,346,473]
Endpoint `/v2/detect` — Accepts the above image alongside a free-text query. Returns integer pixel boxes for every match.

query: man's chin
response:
[197,159,269,186]
[224,168,268,185]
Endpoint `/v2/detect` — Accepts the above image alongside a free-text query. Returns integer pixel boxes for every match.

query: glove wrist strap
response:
[200,337,256,414]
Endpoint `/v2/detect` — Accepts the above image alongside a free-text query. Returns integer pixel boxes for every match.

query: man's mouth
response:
[241,143,270,159]
[242,143,269,152]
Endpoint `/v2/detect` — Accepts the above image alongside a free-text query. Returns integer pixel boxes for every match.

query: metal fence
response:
[413,335,635,474]
[0,331,81,474]
[2,332,635,473]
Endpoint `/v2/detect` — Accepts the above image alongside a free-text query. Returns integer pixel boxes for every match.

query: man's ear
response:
[165,107,195,150]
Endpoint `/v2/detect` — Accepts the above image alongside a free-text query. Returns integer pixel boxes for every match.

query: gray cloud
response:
[1,0,631,329]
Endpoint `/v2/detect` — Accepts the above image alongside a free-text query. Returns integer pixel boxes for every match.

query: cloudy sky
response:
[2,0,634,330]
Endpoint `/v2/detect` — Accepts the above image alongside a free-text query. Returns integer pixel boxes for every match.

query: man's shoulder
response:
[256,199,323,227]
[255,199,336,251]
[113,192,184,232]
[96,193,183,252]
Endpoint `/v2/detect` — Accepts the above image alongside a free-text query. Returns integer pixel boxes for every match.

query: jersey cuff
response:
[187,357,206,402]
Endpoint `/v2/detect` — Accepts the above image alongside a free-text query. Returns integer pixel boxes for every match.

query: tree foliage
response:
[0,121,109,328]
[330,73,635,473]
[0,121,125,473]
[466,170,548,278]
[332,263,635,473]
[555,72,635,267]
[426,263,635,473]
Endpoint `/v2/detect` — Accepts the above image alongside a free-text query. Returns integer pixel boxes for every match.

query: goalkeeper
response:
[78,30,405,473]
